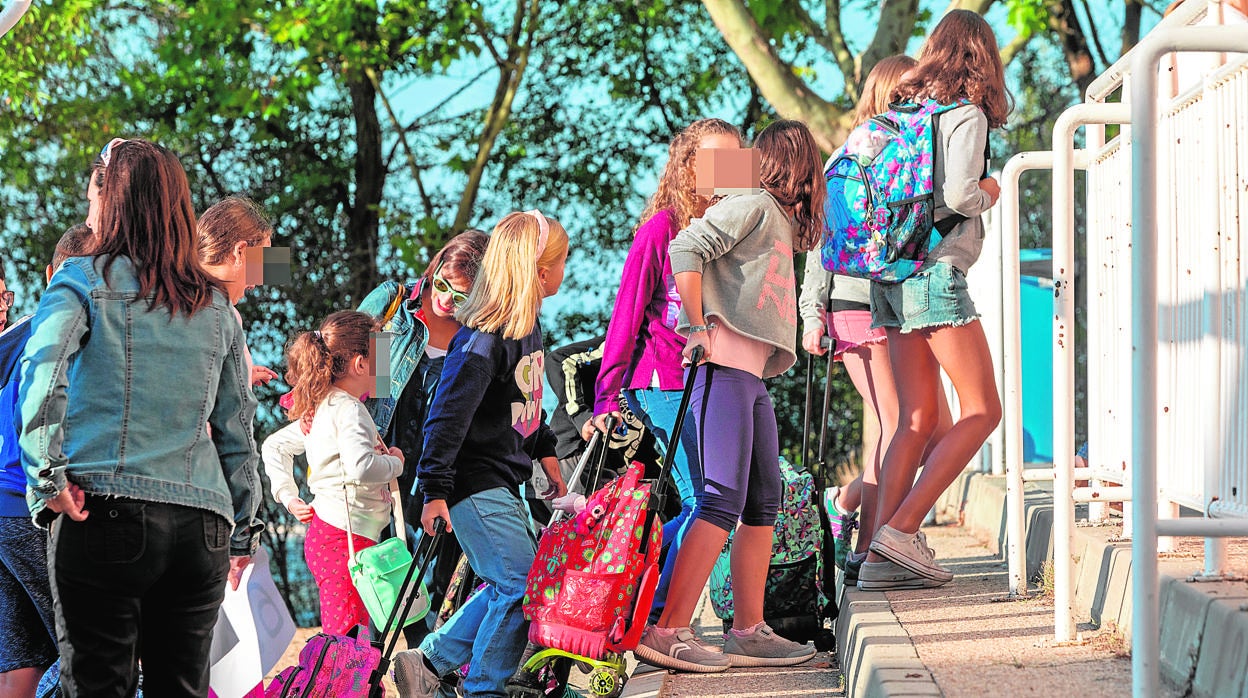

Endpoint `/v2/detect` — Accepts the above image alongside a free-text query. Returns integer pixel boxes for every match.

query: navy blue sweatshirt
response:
[418,321,557,506]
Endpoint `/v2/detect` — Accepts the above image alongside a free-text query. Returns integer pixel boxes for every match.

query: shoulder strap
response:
[381,284,407,325]
[342,478,406,564]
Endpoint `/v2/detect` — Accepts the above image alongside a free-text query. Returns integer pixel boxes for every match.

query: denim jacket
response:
[357,279,430,436]
[18,255,263,555]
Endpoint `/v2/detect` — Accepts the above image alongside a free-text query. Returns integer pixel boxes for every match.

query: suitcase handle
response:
[640,344,704,555]
[370,517,447,696]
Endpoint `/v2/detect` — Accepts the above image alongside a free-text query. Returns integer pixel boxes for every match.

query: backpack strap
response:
[381,283,407,325]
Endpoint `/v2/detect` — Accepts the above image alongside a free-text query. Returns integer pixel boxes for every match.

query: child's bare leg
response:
[887,321,1000,534]
[728,523,771,629]
[656,519,730,628]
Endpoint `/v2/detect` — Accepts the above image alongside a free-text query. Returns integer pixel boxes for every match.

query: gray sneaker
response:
[722,623,816,667]
[870,525,954,582]
[392,649,441,698]
[634,626,730,673]
[857,558,949,590]
[844,550,867,583]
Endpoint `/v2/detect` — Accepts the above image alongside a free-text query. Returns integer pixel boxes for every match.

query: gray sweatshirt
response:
[925,104,994,273]
[797,257,870,335]
[669,192,799,378]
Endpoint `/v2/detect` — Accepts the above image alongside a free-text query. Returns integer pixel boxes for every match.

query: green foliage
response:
[1006,0,1050,39]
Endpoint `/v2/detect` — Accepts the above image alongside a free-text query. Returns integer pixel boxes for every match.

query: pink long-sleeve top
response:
[592,209,688,416]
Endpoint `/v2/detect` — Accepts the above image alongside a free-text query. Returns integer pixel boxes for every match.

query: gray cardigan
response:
[924,104,994,274]
[668,192,799,378]
[797,256,870,335]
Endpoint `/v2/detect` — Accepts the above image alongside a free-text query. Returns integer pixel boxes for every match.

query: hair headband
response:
[524,209,549,258]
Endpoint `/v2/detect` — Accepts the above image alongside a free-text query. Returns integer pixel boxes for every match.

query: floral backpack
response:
[821,99,972,283]
[709,456,829,638]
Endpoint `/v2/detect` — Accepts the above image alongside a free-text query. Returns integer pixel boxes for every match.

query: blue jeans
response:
[625,386,703,623]
[420,488,536,698]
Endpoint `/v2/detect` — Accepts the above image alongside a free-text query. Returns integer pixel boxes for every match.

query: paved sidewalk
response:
[644,585,842,697]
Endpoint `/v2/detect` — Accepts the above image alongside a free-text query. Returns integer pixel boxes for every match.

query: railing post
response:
[1128,24,1248,698]
[1052,103,1131,643]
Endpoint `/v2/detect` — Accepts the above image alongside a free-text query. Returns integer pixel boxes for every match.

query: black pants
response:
[49,496,230,698]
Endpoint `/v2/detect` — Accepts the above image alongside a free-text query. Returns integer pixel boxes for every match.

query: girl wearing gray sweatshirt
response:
[633,120,825,673]
[859,10,1011,590]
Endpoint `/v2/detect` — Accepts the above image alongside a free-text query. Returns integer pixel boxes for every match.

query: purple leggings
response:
[690,364,782,531]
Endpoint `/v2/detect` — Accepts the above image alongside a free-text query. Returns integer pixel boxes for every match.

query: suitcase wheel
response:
[587,667,625,698]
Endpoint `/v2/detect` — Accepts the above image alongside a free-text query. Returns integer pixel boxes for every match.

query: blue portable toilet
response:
[1019,249,1054,464]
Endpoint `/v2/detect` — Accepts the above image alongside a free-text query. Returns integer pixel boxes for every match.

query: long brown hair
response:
[756,120,826,253]
[92,140,223,316]
[198,196,273,266]
[639,118,744,233]
[421,229,490,288]
[891,10,1012,129]
[284,310,378,421]
[457,211,569,339]
[854,55,918,127]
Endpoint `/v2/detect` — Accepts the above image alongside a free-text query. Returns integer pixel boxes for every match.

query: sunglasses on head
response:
[431,259,469,308]
[99,138,128,168]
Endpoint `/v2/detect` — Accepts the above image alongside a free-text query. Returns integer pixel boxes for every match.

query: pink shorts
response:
[826,309,887,359]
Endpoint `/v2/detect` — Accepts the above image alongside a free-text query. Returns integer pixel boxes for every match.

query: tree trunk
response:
[1047,0,1098,97]
[1122,0,1142,56]
[346,71,384,303]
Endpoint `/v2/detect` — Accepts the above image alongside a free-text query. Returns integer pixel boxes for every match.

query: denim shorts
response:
[870,262,978,333]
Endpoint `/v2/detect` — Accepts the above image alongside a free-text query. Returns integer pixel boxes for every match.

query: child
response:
[585,117,743,623]
[635,120,825,672]
[392,211,568,698]
[262,310,405,635]
[798,55,954,582]
[861,9,1009,588]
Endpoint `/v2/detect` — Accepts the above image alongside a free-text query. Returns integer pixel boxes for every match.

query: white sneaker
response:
[869,525,954,582]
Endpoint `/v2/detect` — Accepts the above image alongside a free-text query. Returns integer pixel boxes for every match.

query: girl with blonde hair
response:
[393,211,569,698]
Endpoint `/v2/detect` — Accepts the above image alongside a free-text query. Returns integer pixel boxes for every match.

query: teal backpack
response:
[821,99,972,282]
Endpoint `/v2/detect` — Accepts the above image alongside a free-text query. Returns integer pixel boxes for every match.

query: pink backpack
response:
[264,626,382,698]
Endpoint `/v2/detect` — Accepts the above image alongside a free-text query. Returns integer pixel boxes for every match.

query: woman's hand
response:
[386,446,405,464]
[46,482,89,521]
[802,325,828,356]
[228,556,251,591]
[421,499,452,535]
[250,365,279,387]
[286,497,315,523]
[979,176,1001,206]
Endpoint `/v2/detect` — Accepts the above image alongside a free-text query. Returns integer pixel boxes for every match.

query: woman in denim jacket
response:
[18,139,262,698]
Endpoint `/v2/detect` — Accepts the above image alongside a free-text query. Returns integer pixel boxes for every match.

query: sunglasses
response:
[431,259,469,308]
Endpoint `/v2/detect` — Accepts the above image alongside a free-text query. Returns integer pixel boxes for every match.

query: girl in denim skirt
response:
[798,55,954,584]
[392,211,568,698]
[859,10,1010,590]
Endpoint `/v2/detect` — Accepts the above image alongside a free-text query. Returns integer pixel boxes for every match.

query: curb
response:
[834,584,941,697]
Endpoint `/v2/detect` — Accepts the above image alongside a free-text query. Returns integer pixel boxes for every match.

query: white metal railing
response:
[999,4,1248,693]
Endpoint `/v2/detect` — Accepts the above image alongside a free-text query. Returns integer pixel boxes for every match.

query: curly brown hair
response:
[891,10,1012,129]
[284,310,379,421]
[756,120,826,253]
[638,118,744,233]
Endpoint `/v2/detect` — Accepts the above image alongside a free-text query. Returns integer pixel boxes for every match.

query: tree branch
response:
[820,0,857,96]
[367,67,434,221]
[1046,0,1097,95]
[469,8,507,68]
[700,0,845,152]
[999,30,1032,66]
[451,0,539,233]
